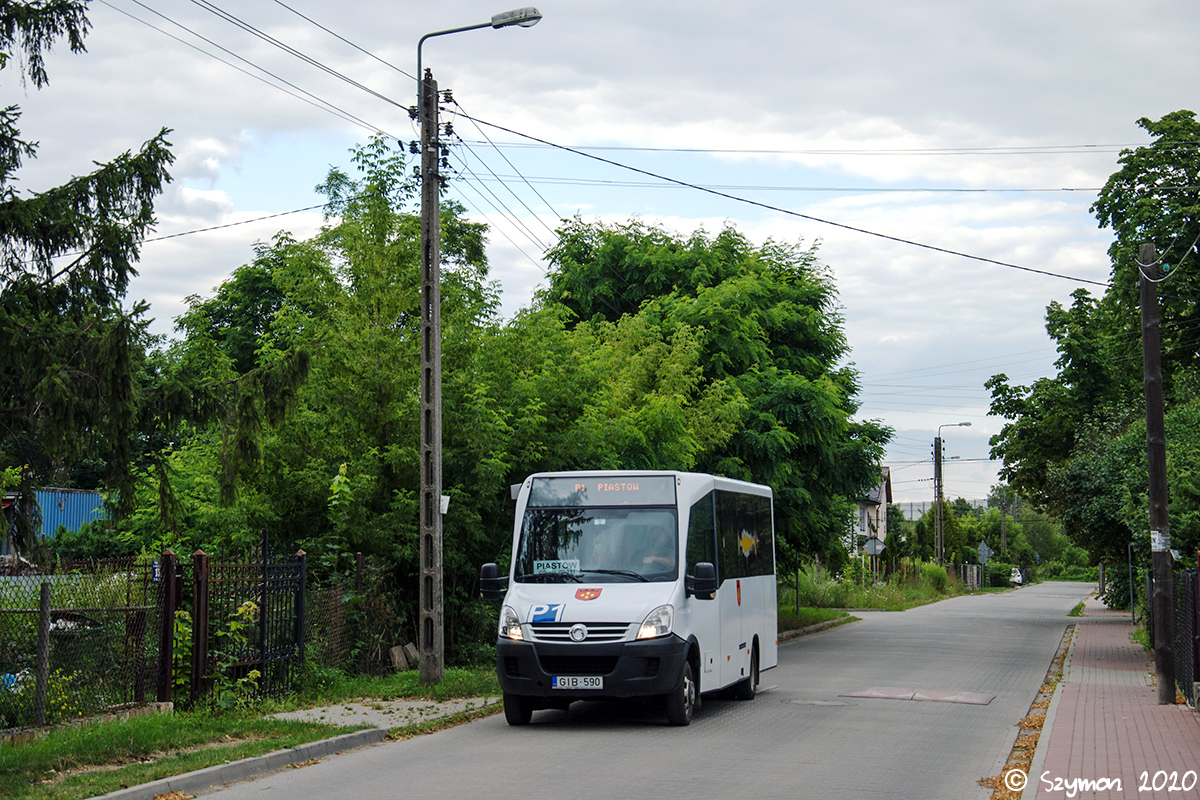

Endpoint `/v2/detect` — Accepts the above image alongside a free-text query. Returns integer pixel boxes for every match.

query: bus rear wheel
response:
[733,645,758,701]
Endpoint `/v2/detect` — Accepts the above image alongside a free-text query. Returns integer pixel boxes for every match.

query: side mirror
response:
[479,562,508,600]
[690,562,717,600]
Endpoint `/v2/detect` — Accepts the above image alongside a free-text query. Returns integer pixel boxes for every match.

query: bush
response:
[919,562,948,592]
[794,561,847,608]
[1101,565,1144,612]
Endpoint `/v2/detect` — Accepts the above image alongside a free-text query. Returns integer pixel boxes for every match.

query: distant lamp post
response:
[415,8,542,687]
[933,422,971,566]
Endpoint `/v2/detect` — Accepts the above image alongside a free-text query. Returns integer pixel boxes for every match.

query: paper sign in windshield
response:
[533,559,581,574]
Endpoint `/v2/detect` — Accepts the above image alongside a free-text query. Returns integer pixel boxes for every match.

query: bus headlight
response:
[499,606,523,641]
[637,604,673,639]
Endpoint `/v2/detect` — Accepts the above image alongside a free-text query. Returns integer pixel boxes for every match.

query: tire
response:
[665,660,697,726]
[732,645,758,701]
[503,693,534,725]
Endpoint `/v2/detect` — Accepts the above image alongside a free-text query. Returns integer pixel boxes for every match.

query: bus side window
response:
[717,490,747,581]
[686,491,716,578]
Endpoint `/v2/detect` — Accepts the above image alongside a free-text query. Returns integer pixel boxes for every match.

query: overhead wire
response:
[271,0,416,81]
[453,112,1115,290]
[446,100,564,233]
[186,0,408,110]
[101,0,390,137]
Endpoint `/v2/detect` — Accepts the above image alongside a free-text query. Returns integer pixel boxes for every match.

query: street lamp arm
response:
[417,7,542,114]
[417,22,491,110]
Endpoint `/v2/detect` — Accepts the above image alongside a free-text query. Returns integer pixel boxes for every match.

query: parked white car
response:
[1010,567,1023,585]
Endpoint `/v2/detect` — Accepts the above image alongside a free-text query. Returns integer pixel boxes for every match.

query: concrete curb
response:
[96,728,388,800]
[1022,623,1076,799]
[778,615,860,641]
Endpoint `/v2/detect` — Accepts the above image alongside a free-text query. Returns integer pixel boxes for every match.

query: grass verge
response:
[778,607,851,631]
[1,667,501,799]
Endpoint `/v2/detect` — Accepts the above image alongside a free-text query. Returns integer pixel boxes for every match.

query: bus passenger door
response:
[684,492,720,687]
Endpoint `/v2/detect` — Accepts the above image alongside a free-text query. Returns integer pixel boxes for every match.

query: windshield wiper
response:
[516,571,583,583]
[583,569,650,582]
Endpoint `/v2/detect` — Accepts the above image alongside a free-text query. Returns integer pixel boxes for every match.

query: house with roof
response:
[848,467,892,552]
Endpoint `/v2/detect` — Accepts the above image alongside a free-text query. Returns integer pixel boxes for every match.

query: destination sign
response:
[527,476,676,507]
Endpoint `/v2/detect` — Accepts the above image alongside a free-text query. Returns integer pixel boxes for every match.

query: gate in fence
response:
[158,532,306,704]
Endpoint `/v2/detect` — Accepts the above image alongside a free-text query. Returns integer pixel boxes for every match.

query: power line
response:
[460,140,1196,157]
[454,112,1115,290]
[271,0,416,81]
[186,0,406,110]
[454,173,1124,194]
[104,0,390,137]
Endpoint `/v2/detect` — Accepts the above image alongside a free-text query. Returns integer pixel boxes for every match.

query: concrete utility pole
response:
[414,7,542,687]
[934,422,970,566]
[417,68,444,686]
[999,489,1009,554]
[1140,242,1176,704]
[933,437,943,566]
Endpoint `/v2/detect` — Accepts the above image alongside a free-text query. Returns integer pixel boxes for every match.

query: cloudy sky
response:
[7,0,1198,505]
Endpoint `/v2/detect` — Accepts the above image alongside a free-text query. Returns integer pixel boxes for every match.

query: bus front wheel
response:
[665,660,696,725]
[503,693,534,725]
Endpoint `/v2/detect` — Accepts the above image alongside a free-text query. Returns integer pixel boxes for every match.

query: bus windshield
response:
[515,506,678,583]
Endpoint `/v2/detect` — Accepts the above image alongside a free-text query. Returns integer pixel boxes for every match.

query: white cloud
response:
[10,0,1196,500]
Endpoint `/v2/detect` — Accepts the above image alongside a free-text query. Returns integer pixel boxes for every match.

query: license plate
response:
[552,675,603,690]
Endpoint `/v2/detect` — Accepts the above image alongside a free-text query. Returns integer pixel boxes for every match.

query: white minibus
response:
[480,471,777,726]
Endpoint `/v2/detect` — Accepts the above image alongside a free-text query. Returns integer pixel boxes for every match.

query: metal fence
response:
[0,559,161,729]
[1,540,406,732]
[1174,568,1199,707]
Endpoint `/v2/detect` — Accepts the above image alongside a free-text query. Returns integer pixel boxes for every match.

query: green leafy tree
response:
[987,110,1200,563]
[1091,110,1200,396]
[0,1,173,552]
[540,219,891,565]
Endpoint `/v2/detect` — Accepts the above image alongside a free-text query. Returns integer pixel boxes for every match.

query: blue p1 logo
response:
[529,604,565,623]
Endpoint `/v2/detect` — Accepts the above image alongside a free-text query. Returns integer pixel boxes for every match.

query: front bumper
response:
[496,634,688,700]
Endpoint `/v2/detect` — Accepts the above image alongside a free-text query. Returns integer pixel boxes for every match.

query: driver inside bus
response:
[637,525,675,570]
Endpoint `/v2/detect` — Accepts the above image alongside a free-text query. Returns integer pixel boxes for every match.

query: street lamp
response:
[933,422,971,566]
[415,8,542,687]
[417,6,543,113]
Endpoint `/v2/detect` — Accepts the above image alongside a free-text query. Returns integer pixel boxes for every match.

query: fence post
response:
[260,530,269,693]
[295,550,307,664]
[35,581,50,726]
[157,550,178,703]
[191,550,210,701]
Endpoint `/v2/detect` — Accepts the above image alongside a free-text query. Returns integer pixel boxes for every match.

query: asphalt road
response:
[198,581,1092,800]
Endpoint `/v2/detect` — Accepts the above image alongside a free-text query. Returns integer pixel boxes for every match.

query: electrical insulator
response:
[437,175,448,188]
[441,89,454,104]
[443,122,454,137]
[409,141,420,155]
[440,156,450,169]
[412,167,421,179]
[439,144,450,157]
[407,106,418,121]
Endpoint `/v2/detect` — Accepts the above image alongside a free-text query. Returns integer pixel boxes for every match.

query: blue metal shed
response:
[34,488,106,537]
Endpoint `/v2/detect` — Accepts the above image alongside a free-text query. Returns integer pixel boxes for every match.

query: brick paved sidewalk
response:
[1031,596,1200,798]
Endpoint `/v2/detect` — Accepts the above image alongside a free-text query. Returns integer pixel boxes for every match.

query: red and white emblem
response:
[575,588,602,601]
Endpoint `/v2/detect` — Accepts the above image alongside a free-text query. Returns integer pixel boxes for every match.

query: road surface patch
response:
[839,686,996,705]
